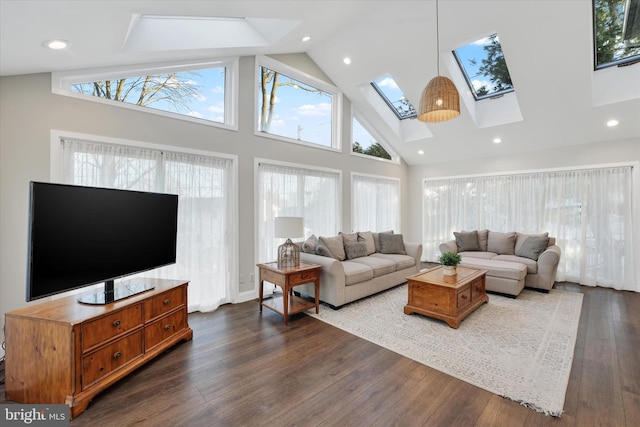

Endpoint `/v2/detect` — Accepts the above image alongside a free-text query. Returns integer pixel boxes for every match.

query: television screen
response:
[27,182,178,303]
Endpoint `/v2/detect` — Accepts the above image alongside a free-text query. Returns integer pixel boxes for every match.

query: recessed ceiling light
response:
[607,119,619,127]
[43,39,70,50]
[493,137,502,144]
[418,150,425,155]
[343,57,352,65]
[302,35,311,42]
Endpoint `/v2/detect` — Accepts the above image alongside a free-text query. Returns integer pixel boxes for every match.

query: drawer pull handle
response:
[113,320,121,327]
[164,325,171,331]
[113,351,122,360]
[461,294,468,300]
[164,298,171,305]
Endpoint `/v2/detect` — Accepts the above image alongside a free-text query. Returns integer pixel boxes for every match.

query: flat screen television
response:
[27,181,178,305]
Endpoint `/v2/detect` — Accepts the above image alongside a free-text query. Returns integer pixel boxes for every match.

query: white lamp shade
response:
[274,217,304,238]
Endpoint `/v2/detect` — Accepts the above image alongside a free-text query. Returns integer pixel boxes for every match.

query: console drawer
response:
[145,287,185,322]
[145,309,187,351]
[81,304,143,352]
[288,270,319,285]
[81,331,143,389]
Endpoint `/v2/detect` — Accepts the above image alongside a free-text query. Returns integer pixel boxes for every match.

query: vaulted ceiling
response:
[1,0,638,165]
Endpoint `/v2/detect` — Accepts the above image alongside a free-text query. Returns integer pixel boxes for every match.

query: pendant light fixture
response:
[417,0,460,123]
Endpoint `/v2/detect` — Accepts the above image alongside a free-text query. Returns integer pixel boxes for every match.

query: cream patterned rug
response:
[307,284,583,416]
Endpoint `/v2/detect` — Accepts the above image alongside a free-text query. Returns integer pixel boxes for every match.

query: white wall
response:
[0,54,409,358]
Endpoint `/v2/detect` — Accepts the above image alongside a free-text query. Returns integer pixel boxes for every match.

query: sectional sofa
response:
[296,231,422,308]
[439,230,561,297]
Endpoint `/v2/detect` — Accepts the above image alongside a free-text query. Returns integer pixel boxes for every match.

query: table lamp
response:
[274,216,303,268]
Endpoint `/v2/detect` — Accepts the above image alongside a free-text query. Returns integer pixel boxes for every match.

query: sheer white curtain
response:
[422,166,636,291]
[62,139,235,311]
[352,174,400,233]
[257,162,340,263]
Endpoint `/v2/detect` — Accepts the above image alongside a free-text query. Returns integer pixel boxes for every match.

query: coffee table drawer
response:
[409,282,450,315]
[470,277,485,301]
[457,287,471,309]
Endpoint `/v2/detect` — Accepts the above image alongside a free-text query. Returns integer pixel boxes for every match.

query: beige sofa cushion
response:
[487,231,516,255]
[342,261,374,285]
[350,256,396,277]
[357,231,376,255]
[494,254,538,274]
[460,257,527,281]
[371,253,416,270]
[319,235,346,261]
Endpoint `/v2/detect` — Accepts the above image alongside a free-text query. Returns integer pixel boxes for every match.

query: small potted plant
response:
[438,252,461,276]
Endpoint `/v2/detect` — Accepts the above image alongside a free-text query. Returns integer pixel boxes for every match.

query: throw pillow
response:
[487,231,517,255]
[373,230,394,253]
[379,233,406,254]
[477,229,489,251]
[454,230,480,252]
[339,232,358,243]
[357,231,376,255]
[344,241,368,260]
[315,242,334,258]
[302,234,318,253]
[515,234,550,260]
[319,235,346,261]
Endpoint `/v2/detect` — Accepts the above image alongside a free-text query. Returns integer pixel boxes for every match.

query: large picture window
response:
[61,138,236,312]
[257,161,341,262]
[422,166,636,291]
[256,57,341,150]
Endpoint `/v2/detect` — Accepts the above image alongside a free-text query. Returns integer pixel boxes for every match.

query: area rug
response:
[307,284,583,416]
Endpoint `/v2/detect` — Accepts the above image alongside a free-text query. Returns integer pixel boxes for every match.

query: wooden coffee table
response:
[404,266,488,328]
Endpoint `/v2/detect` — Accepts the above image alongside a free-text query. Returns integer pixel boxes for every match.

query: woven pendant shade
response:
[417,76,460,123]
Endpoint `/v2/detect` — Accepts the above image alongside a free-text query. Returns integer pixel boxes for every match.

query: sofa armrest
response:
[404,242,423,265]
[439,240,458,254]
[536,245,561,290]
[299,252,346,306]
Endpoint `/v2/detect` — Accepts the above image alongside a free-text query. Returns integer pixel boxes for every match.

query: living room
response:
[1,0,639,424]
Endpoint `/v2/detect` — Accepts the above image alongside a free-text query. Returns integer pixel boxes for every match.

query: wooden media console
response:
[4,278,193,419]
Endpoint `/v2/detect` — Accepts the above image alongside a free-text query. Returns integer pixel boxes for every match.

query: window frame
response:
[370,74,417,120]
[452,33,515,101]
[255,55,342,152]
[52,58,239,131]
[592,0,640,70]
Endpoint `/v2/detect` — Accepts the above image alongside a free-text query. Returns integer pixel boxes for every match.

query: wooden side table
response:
[257,262,322,325]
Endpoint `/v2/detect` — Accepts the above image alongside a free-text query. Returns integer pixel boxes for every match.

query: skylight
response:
[593,0,640,69]
[453,34,514,100]
[370,75,417,120]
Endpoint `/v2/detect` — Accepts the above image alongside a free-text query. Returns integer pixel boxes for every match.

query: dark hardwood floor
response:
[1,278,639,426]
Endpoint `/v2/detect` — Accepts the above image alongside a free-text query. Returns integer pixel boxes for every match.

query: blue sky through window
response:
[71,67,226,123]
[371,74,417,120]
[453,34,514,100]
[258,66,333,147]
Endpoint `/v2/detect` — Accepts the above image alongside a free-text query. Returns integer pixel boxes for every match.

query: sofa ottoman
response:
[456,257,527,296]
